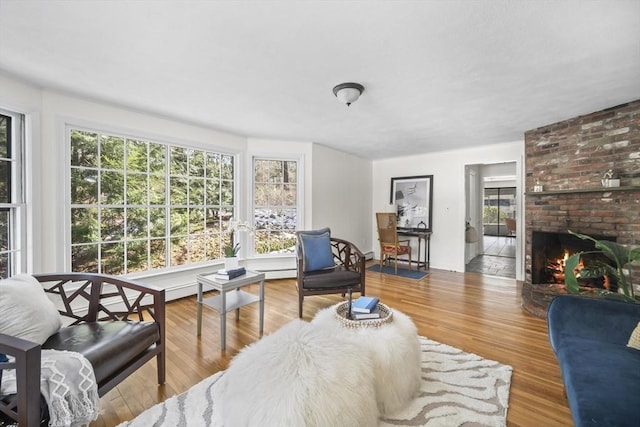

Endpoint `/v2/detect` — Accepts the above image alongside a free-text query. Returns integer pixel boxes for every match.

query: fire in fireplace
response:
[531,231,618,291]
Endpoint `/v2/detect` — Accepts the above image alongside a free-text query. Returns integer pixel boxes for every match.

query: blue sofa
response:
[547,295,640,426]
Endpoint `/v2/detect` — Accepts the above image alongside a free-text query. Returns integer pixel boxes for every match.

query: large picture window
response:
[252,158,297,255]
[0,110,25,278]
[70,128,235,274]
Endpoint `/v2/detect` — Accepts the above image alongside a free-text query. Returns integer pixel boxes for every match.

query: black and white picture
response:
[390,175,433,231]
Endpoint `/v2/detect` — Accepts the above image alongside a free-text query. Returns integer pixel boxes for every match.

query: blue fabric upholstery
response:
[297,228,335,272]
[547,295,640,427]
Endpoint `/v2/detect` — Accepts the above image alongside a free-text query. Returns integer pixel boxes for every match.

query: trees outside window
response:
[70,128,235,274]
[253,158,297,255]
[0,110,25,278]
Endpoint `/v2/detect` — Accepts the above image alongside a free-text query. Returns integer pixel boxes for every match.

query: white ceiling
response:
[1,0,639,160]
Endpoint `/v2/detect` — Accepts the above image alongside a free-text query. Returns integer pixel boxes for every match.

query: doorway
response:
[464,163,517,279]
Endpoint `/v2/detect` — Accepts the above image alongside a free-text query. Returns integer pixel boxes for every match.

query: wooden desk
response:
[397,229,432,270]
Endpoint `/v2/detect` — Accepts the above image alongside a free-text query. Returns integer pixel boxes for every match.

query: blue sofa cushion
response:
[555,336,640,427]
[548,296,640,427]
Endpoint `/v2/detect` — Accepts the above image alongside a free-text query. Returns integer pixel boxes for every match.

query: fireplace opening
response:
[531,231,618,291]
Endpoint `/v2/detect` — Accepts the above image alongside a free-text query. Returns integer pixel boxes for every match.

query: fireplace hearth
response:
[531,231,617,291]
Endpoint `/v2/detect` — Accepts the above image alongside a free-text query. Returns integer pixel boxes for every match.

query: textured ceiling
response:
[0,0,639,159]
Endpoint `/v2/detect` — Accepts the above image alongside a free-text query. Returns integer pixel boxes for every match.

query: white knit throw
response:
[1,349,99,427]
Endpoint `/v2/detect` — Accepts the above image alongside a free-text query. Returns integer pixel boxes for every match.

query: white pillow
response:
[0,274,62,344]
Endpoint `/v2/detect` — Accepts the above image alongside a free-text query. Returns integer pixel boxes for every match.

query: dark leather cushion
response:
[302,267,361,290]
[42,321,159,385]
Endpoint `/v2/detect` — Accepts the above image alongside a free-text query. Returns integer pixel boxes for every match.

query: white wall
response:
[372,141,524,274]
[0,72,376,299]
[311,144,373,253]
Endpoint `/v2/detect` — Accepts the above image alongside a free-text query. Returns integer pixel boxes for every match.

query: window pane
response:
[221,155,234,180]
[149,175,166,205]
[206,178,220,204]
[189,236,205,263]
[127,207,148,239]
[0,253,8,279]
[127,240,148,273]
[127,173,148,205]
[0,209,8,251]
[170,147,188,175]
[70,130,97,167]
[149,143,165,174]
[189,207,205,235]
[170,208,188,235]
[149,208,166,238]
[71,244,98,273]
[127,139,148,172]
[284,161,297,183]
[102,242,125,275]
[150,238,166,269]
[71,208,98,244]
[101,171,125,204]
[0,115,9,159]
[0,160,10,203]
[189,178,205,206]
[221,180,233,205]
[189,150,205,176]
[170,237,187,265]
[170,177,187,205]
[100,135,124,169]
[284,183,296,206]
[71,168,98,204]
[101,208,125,241]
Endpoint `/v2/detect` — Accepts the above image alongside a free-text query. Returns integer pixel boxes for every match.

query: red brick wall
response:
[524,100,640,285]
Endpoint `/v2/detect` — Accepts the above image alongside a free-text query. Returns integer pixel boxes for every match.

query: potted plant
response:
[564,230,640,302]
[223,220,254,270]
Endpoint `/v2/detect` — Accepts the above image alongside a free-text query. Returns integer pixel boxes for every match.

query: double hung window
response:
[0,110,25,278]
[252,158,298,255]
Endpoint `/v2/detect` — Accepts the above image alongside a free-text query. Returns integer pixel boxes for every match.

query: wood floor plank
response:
[94,265,572,426]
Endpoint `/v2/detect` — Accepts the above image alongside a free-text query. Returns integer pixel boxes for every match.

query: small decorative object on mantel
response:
[533,179,543,193]
[601,169,620,188]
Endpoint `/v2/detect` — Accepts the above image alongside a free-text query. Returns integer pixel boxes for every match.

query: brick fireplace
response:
[522,100,640,317]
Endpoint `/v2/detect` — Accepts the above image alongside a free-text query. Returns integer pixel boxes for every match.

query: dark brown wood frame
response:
[0,273,166,427]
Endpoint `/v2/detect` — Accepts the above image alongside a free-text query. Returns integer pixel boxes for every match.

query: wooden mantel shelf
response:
[526,186,640,196]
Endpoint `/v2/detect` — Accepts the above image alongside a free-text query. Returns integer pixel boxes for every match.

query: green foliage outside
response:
[70,129,236,274]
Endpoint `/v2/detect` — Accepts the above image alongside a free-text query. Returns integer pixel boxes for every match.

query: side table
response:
[196,270,265,350]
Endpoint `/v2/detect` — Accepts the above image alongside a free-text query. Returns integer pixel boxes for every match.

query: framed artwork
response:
[390,175,433,231]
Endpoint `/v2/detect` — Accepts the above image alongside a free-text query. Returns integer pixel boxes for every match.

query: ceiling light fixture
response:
[332,82,364,106]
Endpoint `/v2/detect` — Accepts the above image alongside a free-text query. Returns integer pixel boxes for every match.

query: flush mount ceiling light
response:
[332,82,364,106]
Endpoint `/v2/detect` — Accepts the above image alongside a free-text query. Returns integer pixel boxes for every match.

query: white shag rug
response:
[119,336,512,427]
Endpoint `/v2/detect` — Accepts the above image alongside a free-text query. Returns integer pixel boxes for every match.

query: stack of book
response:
[213,266,246,280]
[351,296,381,320]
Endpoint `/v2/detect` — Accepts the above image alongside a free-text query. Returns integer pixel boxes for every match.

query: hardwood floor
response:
[93,266,572,426]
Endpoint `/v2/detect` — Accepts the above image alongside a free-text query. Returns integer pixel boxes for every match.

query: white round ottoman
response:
[213,319,379,427]
[311,303,422,415]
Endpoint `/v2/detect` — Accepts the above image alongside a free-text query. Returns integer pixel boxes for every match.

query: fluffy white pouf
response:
[214,319,379,427]
[312,305,422,415]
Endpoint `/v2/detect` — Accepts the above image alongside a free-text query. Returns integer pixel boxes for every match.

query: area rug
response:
[367,264,429,280]
[118,337,512,427]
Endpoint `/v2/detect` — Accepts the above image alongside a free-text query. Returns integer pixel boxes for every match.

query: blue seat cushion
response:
[297,228,335,272]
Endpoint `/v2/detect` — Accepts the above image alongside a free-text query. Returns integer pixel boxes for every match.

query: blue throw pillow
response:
[298,228,335,272]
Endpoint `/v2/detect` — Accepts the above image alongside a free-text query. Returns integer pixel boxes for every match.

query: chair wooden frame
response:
[376,212,412,273]
[296,236,365,318]
[0,273,166,427]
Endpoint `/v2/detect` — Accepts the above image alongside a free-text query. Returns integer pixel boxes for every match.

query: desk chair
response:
[376,212,412,273]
